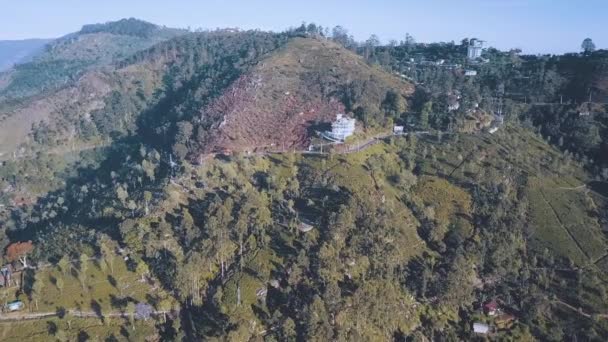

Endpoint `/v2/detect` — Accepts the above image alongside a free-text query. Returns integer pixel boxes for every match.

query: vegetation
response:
[0,19,607,340]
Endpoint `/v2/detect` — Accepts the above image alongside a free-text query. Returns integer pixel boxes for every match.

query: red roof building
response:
[483,300,499,316]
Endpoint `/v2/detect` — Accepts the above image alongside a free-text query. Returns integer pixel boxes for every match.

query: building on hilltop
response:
[322,114,356,142]
[467,39,484,60]
[473,322,490,334]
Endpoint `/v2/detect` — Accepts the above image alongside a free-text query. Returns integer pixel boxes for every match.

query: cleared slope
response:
[0,30,289,160]
[202,37,414,153]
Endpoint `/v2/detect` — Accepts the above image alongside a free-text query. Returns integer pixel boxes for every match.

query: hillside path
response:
[0,309,170,322]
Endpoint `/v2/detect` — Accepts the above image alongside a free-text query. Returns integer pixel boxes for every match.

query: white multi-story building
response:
[323,114,356,142]
[467,39,484,60]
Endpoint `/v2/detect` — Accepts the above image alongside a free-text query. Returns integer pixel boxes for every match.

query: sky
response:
[1,0,606,54]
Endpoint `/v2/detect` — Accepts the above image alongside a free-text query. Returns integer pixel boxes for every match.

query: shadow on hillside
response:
[588,181,608,198]
[4,62,224,256]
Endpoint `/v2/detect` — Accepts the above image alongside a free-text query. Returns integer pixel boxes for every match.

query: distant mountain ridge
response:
[0,18,187,101]
[0,38,53,71]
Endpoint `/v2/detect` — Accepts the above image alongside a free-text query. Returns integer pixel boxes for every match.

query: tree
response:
[420,101,433,128]
[116,185,129,205]
[403,33,416,48]
[364,34,381,60]
[56,277,64,294]
[382,90,406,118]
[57,255,70,276]
[136,261,149,282]
[127,302,137,330]
[79,254,89,290]
[332,26,354,48]
[158,298,173,322]
[581,38,596,54]
[366,34,380,47]
[99,235,115,274]
[32,275,45,310]
[143,191,153,215]
[55,329,68,342]
[6,241,34,268]
[281,317,297,341]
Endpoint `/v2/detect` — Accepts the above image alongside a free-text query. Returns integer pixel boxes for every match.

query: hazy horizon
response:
[1,0,607,54]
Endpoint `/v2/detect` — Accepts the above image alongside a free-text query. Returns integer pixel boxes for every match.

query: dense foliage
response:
[0,21,607,341]
[80,18,164,38]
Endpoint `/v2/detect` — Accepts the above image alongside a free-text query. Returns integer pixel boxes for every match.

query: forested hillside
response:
[0,20,607,341]
[0,18,186,101]
[363,39,608,171]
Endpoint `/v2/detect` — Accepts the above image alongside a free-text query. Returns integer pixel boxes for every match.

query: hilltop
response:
[0,18,186,101]
[202,37,413,153]
[0,21,607,341]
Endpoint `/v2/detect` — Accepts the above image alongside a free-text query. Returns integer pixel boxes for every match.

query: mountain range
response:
[0,18,607,341]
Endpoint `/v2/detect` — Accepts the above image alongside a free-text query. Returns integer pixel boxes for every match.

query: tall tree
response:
[581,38,596,54]
[420,101,433,128]
[6,241,34,268]
[79,254,89,290]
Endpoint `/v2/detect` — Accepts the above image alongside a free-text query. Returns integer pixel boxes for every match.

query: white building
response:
[467,39,484,60]
[323,114,356,142]
[465,70,478,76]
[473,322,490,334]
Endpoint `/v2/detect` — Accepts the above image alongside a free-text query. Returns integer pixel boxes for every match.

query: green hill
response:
[0,18,186,101]
[0,22,607,341]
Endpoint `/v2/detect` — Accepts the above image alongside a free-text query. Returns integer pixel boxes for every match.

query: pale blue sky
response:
[1,0,606,54]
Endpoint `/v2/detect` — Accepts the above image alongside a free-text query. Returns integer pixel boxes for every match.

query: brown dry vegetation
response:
[203,37,414,153]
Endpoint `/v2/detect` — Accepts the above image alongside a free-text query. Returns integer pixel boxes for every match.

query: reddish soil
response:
[202,73,344,153]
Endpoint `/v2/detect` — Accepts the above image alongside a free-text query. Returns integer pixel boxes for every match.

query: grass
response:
[542,183,606,261]
[414,176,472,228]
[0,257,176,315]
[527,176,606,265]
[0,316,156,342]
[402,125,602,266]
[527,178,588,265]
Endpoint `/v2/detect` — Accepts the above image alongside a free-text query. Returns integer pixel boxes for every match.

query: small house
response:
[7,300,23,312]
[393,126,404,135]
[489,127,499,134]
[322,114,356,142]
[483,300,499,316]
[465,70,478,76]
[298,222,314,233]
[473,322,490,335]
